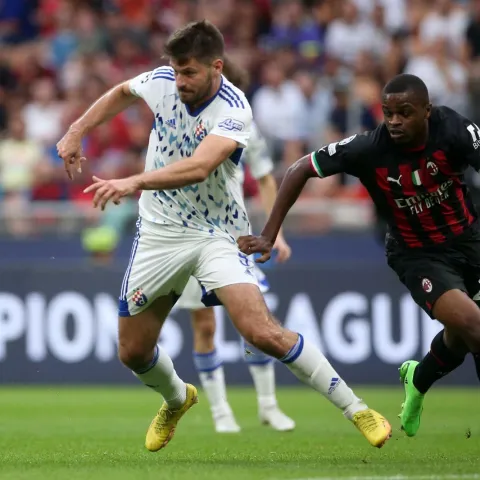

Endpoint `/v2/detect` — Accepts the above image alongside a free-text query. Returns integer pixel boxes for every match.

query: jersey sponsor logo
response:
[218,118,245,132]
[421,278,433,293]
[466,123,480,149]
[394,180,453,215]
[387,175,402,186]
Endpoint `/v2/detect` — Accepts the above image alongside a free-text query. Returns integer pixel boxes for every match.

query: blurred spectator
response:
[23,77,64,147]
[252,59,306,166]
[324,0,383,67]
[0,0,477,238]
[405,37,468,114]
[419,0,468,56]
[466,0,480,123]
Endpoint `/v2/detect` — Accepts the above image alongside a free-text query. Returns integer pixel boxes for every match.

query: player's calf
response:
[217,283,391,447]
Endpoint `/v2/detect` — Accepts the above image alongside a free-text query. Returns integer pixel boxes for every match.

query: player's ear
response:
[212,59,223,75]
[425,103,432,119]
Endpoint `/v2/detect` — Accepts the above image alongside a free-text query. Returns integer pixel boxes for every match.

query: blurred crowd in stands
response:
[1,0,480,239]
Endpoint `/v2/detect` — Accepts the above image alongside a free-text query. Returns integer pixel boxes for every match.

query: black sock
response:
[413,329,465,394]
[472,353,480,382]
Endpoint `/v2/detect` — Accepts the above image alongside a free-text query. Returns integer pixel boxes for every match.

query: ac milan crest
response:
[426,161,438,176]
[421,278,433,293]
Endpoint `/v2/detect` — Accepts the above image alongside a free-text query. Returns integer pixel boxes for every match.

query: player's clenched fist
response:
[56,129,86,180]
[237,235,273,263]
[84,175,141,211]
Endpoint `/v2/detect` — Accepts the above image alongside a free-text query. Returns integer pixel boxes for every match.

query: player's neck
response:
[403,124,429,152]
[189,76,222,112]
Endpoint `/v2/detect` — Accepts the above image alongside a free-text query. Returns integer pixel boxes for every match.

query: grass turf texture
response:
[0,387,478,480]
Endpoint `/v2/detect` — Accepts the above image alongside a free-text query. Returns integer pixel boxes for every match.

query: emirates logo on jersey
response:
[422,278,433,293]
[427,161,438,176]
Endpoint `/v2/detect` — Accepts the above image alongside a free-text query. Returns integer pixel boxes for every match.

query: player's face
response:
[170,57,222,107]
[382,92,431,145]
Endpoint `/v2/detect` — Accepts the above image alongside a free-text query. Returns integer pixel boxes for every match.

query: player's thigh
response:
[118,224,194,318]
[388,252,466,319]
[432,289,480,349]
[214,283,281,345]
[192,237,258,306]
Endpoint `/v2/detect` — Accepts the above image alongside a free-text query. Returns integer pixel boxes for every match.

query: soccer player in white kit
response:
[57,20,392,452]
[175,59,295,433]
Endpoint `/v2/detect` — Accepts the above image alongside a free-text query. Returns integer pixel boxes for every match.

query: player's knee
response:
[192,309,216,339]
[454,306,480,339]
[118,342,152,371]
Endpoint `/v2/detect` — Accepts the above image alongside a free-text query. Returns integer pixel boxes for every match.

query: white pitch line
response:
[279,475,480,480]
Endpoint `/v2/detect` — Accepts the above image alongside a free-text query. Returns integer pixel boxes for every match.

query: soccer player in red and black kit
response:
[238,74,480,437]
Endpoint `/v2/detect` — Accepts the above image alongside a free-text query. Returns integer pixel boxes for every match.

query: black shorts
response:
[386,226,480,318]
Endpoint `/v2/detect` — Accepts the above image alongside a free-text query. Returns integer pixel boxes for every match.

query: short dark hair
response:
[222,56,249,91]
[164,20,225,64]
[383,74,429,103]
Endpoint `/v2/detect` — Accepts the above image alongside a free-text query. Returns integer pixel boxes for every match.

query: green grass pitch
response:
[0,386,479,480]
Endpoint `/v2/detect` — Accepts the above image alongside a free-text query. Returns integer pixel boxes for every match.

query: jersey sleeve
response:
[129,68,171,112]
[454,113,480,171]
[309,133,372,178]
[209,103,253,149]
[241,122,274,179]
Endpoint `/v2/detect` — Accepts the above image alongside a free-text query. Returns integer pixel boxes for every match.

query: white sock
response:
[133,345,187,409]
[248,363,277,410]
[193,349,232,419]
[281,334,367,416]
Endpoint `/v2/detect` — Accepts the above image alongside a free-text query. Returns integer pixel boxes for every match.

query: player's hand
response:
[56,129,86,180]
[83,175,140,211]
[273,233,291,263]
[237,235,273,264]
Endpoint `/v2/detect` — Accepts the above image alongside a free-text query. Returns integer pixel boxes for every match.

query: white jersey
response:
[235,121,274,184]
[129,66,253,241]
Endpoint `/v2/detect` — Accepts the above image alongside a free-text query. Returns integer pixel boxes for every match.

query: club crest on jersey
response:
[132,288,148,307]
[422,278,433,293]
[195,121,207,141]
[427,161,438,176]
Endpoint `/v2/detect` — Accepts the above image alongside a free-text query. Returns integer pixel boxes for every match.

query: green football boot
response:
[398,360,424,437]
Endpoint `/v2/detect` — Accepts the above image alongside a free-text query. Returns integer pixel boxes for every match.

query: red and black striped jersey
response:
[310,106,480,249]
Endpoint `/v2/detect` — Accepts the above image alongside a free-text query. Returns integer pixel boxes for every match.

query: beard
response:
[179,71,214,108]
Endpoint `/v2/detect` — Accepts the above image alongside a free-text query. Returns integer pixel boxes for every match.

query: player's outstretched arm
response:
[57,81,138,180]
[83,134,239,210]
[137,134,238,189]
[238,156,315,263]
[257,173,291,263]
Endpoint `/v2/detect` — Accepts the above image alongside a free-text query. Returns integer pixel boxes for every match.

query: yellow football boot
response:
[145,384,198,452]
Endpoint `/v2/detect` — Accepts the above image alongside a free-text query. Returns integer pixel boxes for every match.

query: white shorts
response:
[118,218,257,316]
[176,264,270,310]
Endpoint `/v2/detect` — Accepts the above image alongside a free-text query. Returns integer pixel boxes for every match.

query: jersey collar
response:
[185,76,224,117]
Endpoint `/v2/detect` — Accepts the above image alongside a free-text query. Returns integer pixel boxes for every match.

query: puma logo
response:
[387,175,402,186]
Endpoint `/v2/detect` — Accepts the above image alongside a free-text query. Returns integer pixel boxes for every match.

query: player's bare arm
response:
[84,134,238,210]
[57,81,138,180]
[238,156,315,263]
[257,174,291,262]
